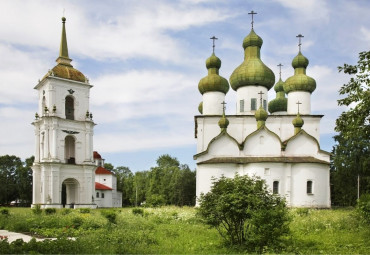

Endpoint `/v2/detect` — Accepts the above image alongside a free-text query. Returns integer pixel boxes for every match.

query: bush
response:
[45,208,56,215]
[357,193,370,224]
[32,204,42,215]
[101,210,117,224]
[197,174,291,252]
[79,208,90,214]
[0,208,9,216]
[146,194,165,207]
[132,208,144,216]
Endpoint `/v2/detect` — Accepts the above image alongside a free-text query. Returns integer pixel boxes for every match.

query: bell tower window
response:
[65,96,74,120]
[65,136,76,164]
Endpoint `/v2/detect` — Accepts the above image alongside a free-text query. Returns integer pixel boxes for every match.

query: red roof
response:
[93,151,102,159]
[95,182,113,190]
[95,166,113,175]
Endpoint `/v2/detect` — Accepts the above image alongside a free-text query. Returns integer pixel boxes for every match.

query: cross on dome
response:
[248,10,257,29]
[296,34,304,52]
[277,63,283,79]
[221,101,227,115]
[258,91,264,107]
[296,101,302,113]
[210,36,218,54]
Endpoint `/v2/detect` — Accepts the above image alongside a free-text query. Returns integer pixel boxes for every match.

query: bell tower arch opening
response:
[65,135,76,164]
[62,178,80,208]
[65,96,75,120]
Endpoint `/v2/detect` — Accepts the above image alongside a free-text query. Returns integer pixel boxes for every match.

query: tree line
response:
[105,154,196,207]
[0,154,195,207]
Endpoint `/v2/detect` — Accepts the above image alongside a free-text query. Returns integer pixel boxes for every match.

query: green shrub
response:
[132,208,144,216]
[357,193,370,224]
[102,210,117,224]
[296,208,310,216]
[0,208,9,216]
[72,217,84,229]
[198,174,291,252]
[45,208,56,215]
[61,208,72,215]
[32,204,42,215]
[79,208,90,214]
[146,194,165,207]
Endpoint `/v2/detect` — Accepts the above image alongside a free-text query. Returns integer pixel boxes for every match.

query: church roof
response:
[95,166,113,175]
[198,156,330,165]
[95,182,113,190]
[93,151,102,159]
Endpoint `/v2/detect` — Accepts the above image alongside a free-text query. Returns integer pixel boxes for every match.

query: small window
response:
[307,181,313,194]
[96,192,99,198]
[102,193,105,199]
[263,99,267,110]
[65,96,74,120]
[103,179,106,181]
[273,181,279,194]
[251,98,257,110]
[264,168,270,175]
[240,100,245,112]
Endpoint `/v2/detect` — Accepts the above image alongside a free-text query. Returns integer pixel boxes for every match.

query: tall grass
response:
[0,206,369,254]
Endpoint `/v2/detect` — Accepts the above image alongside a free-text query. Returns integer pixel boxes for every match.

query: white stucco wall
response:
[236,86,268,114]
[202,91,225,115]
[287,91,311,114]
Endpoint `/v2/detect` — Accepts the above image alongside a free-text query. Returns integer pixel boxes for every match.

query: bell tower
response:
[32,17,96,209]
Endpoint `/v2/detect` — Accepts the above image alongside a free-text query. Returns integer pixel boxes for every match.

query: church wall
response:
[196,115,322,154]
[290,163,330,208]
[287,91,311,114]
[208,135,240,157]
[243,129,281,156]
[196,163,237,205]
[236,86,268,114]
[202,91,225,115]
[285,135,319,156]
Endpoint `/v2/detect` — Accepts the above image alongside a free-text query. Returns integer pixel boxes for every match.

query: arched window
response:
[307,180,313,194]
[65,96,74,120]
[65,136,76,164]
[42,96,46,115]
[273,181,279,194]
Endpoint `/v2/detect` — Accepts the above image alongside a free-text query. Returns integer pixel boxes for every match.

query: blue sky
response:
[0,0,369,171]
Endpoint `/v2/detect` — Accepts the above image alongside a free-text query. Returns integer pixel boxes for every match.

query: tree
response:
[0,155,23,205]
[332,51,370,205]
[197,174,291,252]
[112,166,134,206]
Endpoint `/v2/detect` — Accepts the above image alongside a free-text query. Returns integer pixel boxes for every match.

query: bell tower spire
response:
[56,17,72,66]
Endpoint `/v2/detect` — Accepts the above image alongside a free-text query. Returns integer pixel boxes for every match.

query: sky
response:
[0,0,369,172]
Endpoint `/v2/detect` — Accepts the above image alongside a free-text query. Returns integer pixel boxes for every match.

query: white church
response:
[31,17,121,208]
[194,17,331,208]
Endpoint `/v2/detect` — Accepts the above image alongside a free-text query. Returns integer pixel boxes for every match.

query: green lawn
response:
[0,206,369,254]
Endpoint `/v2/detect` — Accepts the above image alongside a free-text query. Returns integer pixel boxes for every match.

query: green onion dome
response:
[255,105,268,128]
[284,52,316,93]
[229,29,275,91]
[268,78,287,113]
[292,113,304,127]
[198,101,203,114]
[218,114,229,130]
[198,53,229,94]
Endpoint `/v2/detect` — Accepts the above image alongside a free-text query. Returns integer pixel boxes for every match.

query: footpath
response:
[0,230,50,243]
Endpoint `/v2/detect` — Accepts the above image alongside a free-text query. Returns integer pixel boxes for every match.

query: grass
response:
[0,206,369,254]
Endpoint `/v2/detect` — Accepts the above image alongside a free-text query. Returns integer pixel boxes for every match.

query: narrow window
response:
[260,135,264,144]
[307,181,313,194]
[102,193,105,199]
[251,98,257,110]
[264,168,270,175]
[273,181,279,194]
[263,99,267,110]
[65,96,74,120]
[96,192,99,198]
[240,100,245,112]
